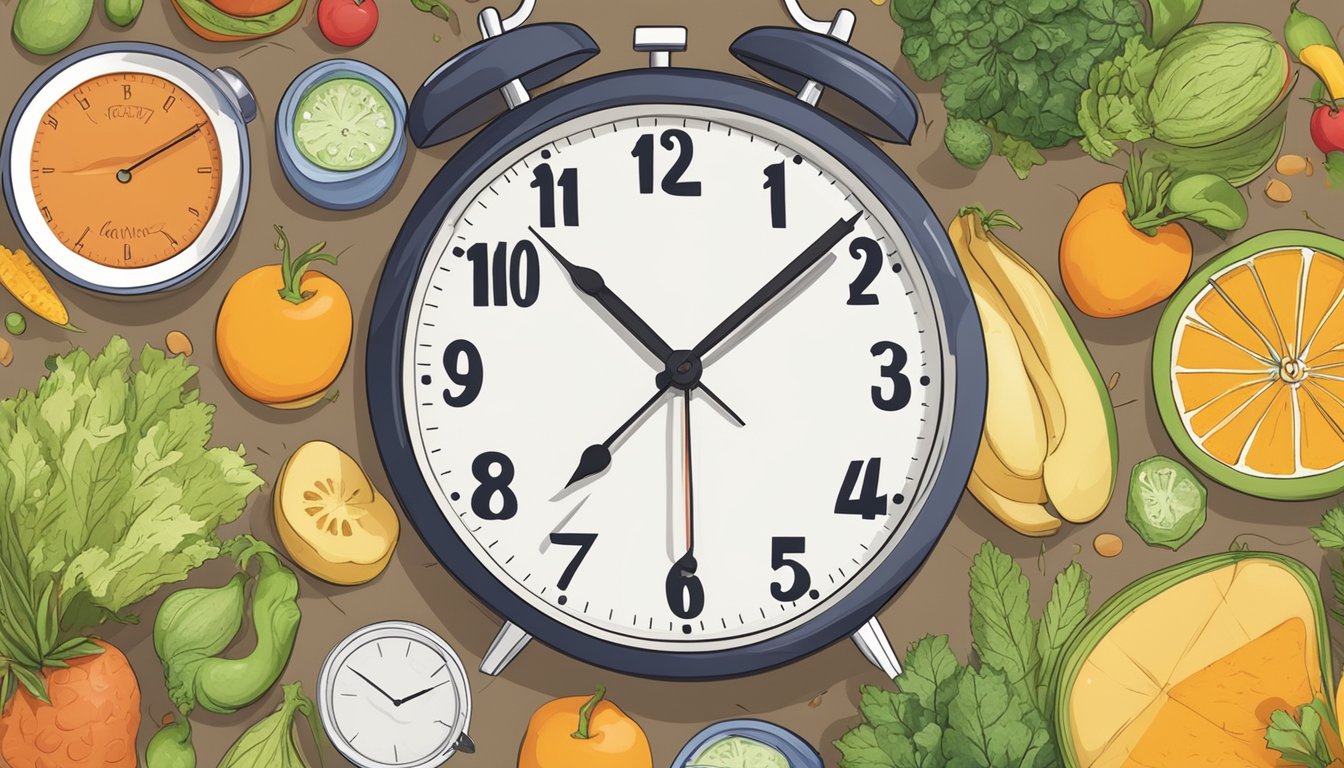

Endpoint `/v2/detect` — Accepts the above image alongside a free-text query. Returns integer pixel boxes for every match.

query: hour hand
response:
[350,668,397,704]
[528,227,674,361]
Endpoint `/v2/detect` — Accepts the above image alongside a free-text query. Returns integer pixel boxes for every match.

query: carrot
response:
[1059,182,1193,318]
[0,640,141,768]
[216,225,352,408]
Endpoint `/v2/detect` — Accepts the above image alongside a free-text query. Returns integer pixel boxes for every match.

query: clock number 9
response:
[769,537,811,602]
[471,451,518,520]
[441,340,483,407]
[871,341,911,412]
[632,130,702,197]
[665,561,705,620]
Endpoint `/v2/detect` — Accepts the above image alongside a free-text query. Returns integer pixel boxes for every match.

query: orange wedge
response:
[1154,232,1344,499]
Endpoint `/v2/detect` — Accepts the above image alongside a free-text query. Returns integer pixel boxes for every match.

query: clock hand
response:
[566,384,671,488]
[116,122,205,183]
[349,668,398,705]
[667,389,698,600]
[529,227,746,432]
[392,678,454,707]
[529,226,674,361]
[691,212,861,360]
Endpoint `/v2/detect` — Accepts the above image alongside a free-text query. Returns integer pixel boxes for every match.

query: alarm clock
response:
[317,621,476,768]
[2,43,255,295]
[368,0,985,680]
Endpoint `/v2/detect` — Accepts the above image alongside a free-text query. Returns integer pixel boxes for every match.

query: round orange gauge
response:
[29,72,223,269]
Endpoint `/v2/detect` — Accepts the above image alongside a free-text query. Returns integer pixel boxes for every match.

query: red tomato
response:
[1311,105,1344,155]
[317,0,378,47]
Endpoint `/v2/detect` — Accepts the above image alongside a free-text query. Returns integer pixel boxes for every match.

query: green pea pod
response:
[154,572,249,713]
[104,0,141,26]
[218,682,323,768]
[145,719,196,768]
[194,537,301,715]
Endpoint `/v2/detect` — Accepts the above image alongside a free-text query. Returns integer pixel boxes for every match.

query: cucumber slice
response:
[692,736,791,768]
[1126,455,1207,550]
[293,78,394,172]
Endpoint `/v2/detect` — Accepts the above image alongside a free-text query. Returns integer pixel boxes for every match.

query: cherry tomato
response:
[317,0,378,47]
[1311,104,1344,155]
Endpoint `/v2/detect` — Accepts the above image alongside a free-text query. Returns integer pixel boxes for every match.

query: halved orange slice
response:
[1155,231,1344,499]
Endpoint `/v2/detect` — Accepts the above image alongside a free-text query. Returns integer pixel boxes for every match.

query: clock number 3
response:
[871,341,911,412]
[471,452,518,520]
[632,130,701,197]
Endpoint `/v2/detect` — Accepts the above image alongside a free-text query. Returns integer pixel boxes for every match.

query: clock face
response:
[400,105,950,654]
[321,623,469,768]
[29,72,222,268]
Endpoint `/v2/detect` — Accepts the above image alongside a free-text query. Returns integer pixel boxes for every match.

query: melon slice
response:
[1055,552,1333,768]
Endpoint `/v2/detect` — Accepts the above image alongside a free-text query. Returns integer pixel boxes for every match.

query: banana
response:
[967,472,1061,537]
[975,434,1049,504]
[964,213,1118,524]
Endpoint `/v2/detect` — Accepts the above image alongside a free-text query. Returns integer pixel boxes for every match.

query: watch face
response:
[29,72,223,268]
[399,104,952,654]
[321,623,469,768]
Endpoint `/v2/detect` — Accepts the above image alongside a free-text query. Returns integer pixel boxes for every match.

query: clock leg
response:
[480,621,532,676]
[851,616,903,680]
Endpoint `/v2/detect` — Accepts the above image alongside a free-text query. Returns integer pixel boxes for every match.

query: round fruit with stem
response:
[1153,230,1344,499]
[317,0,378,47]
[518,686,653,768]
[1311,103,1344,155]
[216,225,352,408]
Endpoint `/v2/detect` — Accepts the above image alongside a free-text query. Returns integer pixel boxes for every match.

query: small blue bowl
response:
[671,720,823,768]
[277,59,407,211]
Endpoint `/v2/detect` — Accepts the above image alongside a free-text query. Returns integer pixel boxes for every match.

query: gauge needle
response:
[393,678,453,707]
[669,389,698,592]
[349,668,397,705]
[116,122,205,183]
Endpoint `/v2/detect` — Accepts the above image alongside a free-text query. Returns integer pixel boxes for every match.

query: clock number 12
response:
[633,130,701,197]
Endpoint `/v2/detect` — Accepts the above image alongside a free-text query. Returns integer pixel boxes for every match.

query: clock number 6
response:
[770,537,811,602]
[665,561,705,620]
[471,452,518,520]
[835,458,887,520]
[871,341,911,412]
[632,130,701,197]
[441,340,483,407]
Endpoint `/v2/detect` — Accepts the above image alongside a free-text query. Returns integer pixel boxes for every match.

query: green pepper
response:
[154,572,249,712]
[193,537,301,715]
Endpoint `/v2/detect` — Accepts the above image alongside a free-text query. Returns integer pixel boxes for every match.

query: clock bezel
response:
[1,43,250,295]
[317,621,473,768]
[368,69,986,680]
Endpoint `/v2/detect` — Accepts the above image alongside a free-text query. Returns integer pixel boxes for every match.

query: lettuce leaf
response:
[0,337,263,633]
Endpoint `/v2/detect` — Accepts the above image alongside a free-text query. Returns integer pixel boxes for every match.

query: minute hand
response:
[692,212,861,358]
[529,227,673,361]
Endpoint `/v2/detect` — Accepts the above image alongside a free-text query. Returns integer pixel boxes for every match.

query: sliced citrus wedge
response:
[1155,233,1344,499]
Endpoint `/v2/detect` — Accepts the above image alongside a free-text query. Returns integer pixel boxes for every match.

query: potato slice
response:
[274,441,400,585]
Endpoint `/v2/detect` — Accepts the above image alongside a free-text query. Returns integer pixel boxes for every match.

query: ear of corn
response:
[0,246,79,331]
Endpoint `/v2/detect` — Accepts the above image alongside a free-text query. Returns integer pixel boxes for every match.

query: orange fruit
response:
[1154,231,1344,499]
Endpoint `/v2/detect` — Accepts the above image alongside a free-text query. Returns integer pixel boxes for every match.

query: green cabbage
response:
[944,118,992,169]
[1148,24,1290,148]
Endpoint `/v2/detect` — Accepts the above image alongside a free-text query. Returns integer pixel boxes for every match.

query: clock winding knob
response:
[634,26,688,68]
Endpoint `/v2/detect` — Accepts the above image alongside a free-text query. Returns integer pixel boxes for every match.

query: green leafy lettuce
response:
[0,337,264,632]
[1077,37,1160,160]
[835,542,1091,768]
[891,0,1143,177]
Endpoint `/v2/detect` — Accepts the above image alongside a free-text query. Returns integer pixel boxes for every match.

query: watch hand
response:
[691,212,861,359]
[529,226,674,361]
[349,668,397,705]
[117,122,205,183]
[393,678,453,706]
[667,389,698,592]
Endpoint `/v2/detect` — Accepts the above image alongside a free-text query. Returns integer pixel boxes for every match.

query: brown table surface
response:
[3,0,1343,765]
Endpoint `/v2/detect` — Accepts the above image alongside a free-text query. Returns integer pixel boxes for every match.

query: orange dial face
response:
[29,73,223,269]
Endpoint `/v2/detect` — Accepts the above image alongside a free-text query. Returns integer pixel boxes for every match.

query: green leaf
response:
[900,635,962,722]
[1266,699,1337,768]
[11,664,48,704]
[1146,0,1201,47]
[1311,507,1344,550]
[1326,152,1344,190]
[837,724,900,768]
[943,666,1053,768]
[1167,173,1248,231]
[969,542,1039,705]
[1035,562,1090,715]
[995,136,1047,180]
[218,682,319,768]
